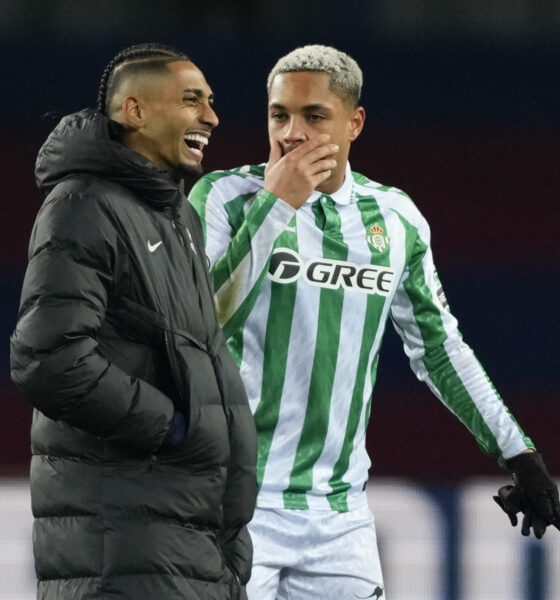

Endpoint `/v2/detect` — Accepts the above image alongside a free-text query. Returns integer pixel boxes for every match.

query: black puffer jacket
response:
[10,109,257,600]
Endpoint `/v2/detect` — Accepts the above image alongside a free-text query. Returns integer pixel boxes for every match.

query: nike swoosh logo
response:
[148,240,163,253]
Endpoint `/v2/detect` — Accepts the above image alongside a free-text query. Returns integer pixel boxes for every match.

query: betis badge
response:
[366,224,390,252]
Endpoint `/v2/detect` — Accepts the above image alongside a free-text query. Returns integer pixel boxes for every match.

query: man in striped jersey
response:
[189,45,559,599]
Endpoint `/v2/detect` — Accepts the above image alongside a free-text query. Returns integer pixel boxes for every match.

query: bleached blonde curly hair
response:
[267,45,363,107]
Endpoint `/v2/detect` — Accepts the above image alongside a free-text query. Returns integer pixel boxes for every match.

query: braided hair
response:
[97,43,190,116]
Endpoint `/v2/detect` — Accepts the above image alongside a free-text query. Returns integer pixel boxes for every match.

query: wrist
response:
[505,451,542,472]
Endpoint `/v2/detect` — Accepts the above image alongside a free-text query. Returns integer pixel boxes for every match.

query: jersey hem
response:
[256,490,369,513]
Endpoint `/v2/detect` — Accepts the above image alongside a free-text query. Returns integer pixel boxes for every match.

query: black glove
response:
[162,411,186,447]
[493,452,560,539]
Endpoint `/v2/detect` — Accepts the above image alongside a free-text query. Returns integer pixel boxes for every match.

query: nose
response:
[282,116,306,147]
[201,103,219,129]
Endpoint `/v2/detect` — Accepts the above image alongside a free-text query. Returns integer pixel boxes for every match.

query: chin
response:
[177,162,204,179]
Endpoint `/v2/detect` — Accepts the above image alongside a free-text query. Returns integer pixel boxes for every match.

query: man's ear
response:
[121,96,146,128]
[348,106,365,142]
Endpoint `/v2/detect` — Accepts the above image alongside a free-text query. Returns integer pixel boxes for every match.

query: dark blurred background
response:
[2,0,559,480]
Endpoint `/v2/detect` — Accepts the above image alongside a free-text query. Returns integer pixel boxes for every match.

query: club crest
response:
[366,224,390,252]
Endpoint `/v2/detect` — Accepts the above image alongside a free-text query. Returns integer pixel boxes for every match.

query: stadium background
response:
[1,1,559,598]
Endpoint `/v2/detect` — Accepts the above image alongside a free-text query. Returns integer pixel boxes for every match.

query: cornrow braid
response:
[97,43,190,115]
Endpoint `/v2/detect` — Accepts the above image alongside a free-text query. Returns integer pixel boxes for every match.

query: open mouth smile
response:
[183,133,209,159]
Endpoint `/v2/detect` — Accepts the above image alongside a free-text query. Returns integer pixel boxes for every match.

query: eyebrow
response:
[269,102,330,111]
[183,88,214,101]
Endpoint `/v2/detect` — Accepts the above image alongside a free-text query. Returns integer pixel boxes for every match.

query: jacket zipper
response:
[170,214,188,250]
[169,194,191,252]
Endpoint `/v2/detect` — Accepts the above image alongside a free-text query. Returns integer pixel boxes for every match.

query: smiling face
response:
[116,60,218,179]
[268,71,365,193]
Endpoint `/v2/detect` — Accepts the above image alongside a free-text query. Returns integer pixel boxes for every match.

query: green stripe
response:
[365,355,379,425]
[253,230,299,489]
[351,171,370,185]
[212,190,278,293]
[283,197,347,509]
[352,171,412,200]
[249,165,266,177]
[224,192,255,231]
[226,330,244,368]
[221,264,270,339]
[189,177,218,242]
[326,194,391,511]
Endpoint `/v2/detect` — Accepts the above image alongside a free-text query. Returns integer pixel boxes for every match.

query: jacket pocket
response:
[163,330,231,466]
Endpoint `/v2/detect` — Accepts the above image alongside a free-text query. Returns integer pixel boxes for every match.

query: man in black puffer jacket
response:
[10,43,257,600]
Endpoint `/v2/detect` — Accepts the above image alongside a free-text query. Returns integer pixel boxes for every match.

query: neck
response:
[121,130,154,163]
[315,162,347,195]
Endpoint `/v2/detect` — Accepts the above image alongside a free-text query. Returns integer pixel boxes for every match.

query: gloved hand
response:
[161,411,186,447]
[494,452,560,539]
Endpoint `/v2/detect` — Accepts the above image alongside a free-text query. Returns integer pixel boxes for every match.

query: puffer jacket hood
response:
[35,108,180,207]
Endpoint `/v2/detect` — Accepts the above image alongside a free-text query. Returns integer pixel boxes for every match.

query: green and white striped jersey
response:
[189,162,533,512]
